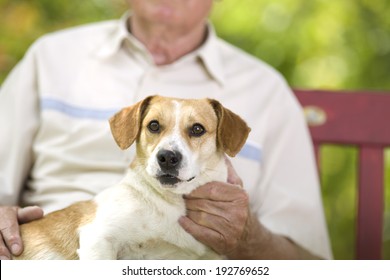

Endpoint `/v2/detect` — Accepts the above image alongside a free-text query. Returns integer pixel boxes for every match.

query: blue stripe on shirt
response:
[237,142,262,162]
[40,98,119,120]
[40,97,262,162]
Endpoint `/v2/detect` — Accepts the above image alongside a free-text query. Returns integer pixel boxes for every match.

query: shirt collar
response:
[94,12,141,58]
[195,23,226,86]
[95,13,225,86]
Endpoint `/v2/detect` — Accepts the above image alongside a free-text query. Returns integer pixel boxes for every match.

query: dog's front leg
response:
[77,223,118,260]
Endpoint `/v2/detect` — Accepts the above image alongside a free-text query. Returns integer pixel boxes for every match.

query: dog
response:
[13,95,250,259]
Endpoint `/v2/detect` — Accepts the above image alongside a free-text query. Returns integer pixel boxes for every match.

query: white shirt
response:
[0,14,332,259]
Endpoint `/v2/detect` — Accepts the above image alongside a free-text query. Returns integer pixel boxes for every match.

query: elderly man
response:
[0,0,332,259]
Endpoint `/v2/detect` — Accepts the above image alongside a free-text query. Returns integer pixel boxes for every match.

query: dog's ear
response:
[109,96,154,150]
[209,99,251,157]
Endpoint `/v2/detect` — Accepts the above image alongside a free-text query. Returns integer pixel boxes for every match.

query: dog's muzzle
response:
[156,149,195,185]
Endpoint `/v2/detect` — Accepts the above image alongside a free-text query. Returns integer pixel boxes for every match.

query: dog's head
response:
[109,96,250,194]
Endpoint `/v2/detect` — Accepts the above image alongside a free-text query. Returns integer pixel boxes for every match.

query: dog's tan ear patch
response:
[109,96,154,150]
[209,99,251,157]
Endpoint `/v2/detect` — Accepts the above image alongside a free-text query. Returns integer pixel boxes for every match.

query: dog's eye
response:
[190,123,206,137]
[148,120,160,133]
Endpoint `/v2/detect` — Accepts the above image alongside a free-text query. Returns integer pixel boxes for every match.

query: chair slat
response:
[293,89,388,260]
[357,146,384,259]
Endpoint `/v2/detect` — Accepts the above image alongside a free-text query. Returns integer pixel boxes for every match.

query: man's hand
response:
[179,159,322,260]
[179,159,250,255]
[0,206,43,260]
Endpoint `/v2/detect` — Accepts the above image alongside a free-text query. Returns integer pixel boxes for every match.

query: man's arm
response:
[0,40,43,260]
[179,159,322,259]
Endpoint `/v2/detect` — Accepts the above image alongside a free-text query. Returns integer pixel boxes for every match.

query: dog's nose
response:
[157,149,182,171]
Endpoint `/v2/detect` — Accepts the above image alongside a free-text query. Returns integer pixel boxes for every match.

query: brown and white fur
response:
[14,96,250,260]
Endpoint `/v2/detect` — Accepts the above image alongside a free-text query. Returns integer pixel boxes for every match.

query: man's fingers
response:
[0,207,23,256]
[0,235,11,260]
[225,157,243,187]
[186,209,230,233]
[1,225,22,256]
[185,198,227,217]
[0,206,43,259]
[185,182,245,201]
[17,206,44,224]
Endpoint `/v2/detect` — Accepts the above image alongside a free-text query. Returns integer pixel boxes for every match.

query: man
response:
[0,0,332,259]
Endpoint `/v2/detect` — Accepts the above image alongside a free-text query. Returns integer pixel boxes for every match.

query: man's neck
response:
[129,17,208,65]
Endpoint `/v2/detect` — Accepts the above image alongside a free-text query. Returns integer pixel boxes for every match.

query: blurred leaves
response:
[0,0,125,79]
[320,145,358,259]
[1,0,389,90]
[1,0,389,259]
[211,0,390,90]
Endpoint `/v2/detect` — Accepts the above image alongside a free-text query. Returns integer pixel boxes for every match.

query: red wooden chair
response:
[293,89,390,260]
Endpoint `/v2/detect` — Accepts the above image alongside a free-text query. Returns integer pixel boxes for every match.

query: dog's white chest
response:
[78,180,219,260]
[117,232,206,260]
[116,200,205,259]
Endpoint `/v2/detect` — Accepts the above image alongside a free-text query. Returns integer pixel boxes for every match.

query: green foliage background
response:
[0,0,389,259]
